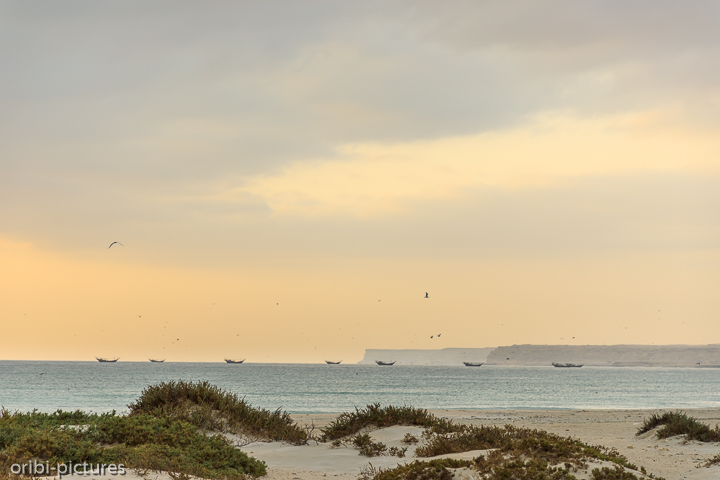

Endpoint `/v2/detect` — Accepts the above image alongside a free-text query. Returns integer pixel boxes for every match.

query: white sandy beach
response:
[244,408,720,480]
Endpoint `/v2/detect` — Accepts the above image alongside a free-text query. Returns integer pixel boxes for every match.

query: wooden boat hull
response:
[149,359,165,363]
[224,359,245,364]
[325,360,342,364]
[96,357,119,363]
[552,363,583,368]
[463,362,483,367]
[375,361,396,366]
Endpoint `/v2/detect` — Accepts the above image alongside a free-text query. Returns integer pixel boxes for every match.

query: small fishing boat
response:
[149,359,165,363]
[224,359,245,364]
[96,357,119,363]
[552,362,583,368]
[463,362,483,367]
[325,360,342,364]
[375,360,396,366]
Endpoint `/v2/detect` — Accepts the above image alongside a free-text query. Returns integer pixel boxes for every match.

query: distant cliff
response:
[358,348,495,365]
[486,344,720,367]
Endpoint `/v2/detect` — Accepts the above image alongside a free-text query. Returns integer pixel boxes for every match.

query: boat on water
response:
[463,362,483,367]
[325,360,342,364]
[224,359,245,364]
[96,357,119,363]
[149,359,165,363]
[552,362,583,368]
[375,360,396,366]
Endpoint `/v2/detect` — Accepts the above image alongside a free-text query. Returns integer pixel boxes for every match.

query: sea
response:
[1,361,718,414]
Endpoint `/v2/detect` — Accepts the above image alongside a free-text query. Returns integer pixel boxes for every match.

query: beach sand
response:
[247,408,720,480]
[55,408,719,480]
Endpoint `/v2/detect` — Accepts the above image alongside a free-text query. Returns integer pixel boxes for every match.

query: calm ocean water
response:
[1,361,718,414]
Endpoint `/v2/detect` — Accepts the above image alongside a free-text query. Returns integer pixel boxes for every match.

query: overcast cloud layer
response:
[3,0,720,257]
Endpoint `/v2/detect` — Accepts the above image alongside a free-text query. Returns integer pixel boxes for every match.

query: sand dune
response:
[50,408,720,479]
[242,408,720,480]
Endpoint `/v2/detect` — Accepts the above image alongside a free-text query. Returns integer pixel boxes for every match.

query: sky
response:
[2,1,720,362]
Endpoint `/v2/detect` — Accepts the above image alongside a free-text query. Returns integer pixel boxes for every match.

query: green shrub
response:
[368,459,472,480]
[321,403,453,441]
[401,432,419,444]
[636,411,720,442]
[417,423,647,478]
[352,433,388,457]
[128,380,307,444]
[590,465,641,480]
[0,409,265,478]
[474,455,579,480]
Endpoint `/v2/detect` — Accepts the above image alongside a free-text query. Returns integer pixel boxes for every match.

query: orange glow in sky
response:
[2,2,720,361]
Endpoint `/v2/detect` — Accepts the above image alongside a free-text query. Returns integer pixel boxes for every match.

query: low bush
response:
[128,380,307,444]
[416,423,652,479]
[636,411,720,442]
[474,454,579,480]
[321,403,453,441]
[352,433,388,457]
[0,409,265,478]
[590,465,642,480]
[366,458,472,480]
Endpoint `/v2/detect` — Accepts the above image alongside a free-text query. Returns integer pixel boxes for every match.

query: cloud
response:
[2,1,720,259]
[239,110,720,217]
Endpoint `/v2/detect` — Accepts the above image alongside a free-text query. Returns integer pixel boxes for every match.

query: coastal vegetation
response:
[363,454,651,480]
[0,381,310,479]
[342,433,407,458]
[320,403,451,441]
[326,404,656,479]
[0,382,672,480]
[0,408,265,478]
[360,459,472,480]
[636,411,720,442]
[128,380,308,444]
[701,454,720,468]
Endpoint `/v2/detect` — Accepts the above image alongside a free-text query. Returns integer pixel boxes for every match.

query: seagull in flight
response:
[108,242,124,249]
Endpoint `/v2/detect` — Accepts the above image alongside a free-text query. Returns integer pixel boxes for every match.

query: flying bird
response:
[437,334,441,337]
[430,335,434,339]
[108,242,124,249]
